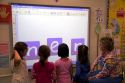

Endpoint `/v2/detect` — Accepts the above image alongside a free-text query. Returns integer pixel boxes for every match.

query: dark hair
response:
[100,37,114,52]
[38,45,50,66]
[12,42,28,59]
[58,43,69,58]
[77,45,89,64]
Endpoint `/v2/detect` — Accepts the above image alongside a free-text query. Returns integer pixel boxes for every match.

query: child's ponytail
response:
[38,45,50,66]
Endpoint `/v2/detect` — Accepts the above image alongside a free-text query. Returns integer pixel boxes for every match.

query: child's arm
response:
[70,64,73,80]
[14,50,21,66]
[31,64,37,79]
[53,63,57,83]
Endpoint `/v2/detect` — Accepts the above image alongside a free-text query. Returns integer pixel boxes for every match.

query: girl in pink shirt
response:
[32,45,55,83]
[55,43,73,83]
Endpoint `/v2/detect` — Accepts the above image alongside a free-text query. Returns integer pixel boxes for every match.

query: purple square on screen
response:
[25,41,40,60]
[47,38,62,55]
[71,38,84,55]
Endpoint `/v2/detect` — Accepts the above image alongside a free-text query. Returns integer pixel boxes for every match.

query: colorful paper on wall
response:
[0,43,9,56]
[0,4,12,23]
[108,0,125,58]
[0,56,9,68]
[0,43,9,68]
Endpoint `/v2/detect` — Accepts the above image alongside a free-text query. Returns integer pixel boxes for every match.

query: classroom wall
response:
[0,0,107,83]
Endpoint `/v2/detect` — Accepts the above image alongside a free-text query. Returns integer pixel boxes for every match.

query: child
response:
[32,45,55,83]
[55,43,73,83]
[11,42,29,83]
[74,45,90,83]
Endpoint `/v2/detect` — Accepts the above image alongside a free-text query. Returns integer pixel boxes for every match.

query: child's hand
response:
[14,50,21,66]
[31,69,36,79]
[14,50,21,60]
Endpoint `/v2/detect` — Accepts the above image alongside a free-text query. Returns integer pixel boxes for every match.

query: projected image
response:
[11,4,90,68]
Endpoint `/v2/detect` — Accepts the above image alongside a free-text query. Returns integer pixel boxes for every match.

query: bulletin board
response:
[108,0,125,59]
[0,43,9,68]
[0,4,12,76]
[0,24,12,77]
[0,4,11,68]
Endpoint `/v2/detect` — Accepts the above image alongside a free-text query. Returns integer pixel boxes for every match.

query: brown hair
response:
[100,37,114,52]
[11,42,28,60]
[38,45,50,66]
[58,43,69,58]
[77,45,89,64]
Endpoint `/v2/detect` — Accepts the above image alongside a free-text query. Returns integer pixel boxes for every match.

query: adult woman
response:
[89,37,122,83]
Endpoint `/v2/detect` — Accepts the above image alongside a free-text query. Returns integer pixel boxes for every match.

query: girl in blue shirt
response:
[74,45,90,83]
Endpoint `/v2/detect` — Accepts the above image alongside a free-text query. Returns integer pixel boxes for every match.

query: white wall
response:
[0,0,107,83]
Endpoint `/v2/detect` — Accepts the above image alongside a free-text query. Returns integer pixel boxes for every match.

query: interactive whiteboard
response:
[11,4,90,68]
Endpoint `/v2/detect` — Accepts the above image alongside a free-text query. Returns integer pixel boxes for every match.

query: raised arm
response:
[14,50,21,66]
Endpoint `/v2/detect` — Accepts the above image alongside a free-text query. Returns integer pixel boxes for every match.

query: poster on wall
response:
[0,43,9,68]
[108,0,125,59]
[0,4,11,23]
